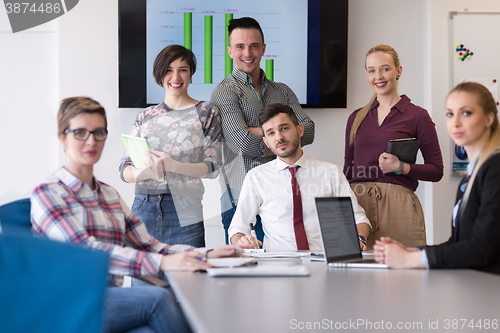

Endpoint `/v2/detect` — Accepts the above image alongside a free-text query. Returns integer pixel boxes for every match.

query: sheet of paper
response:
[207,258,256,268]
[243,249,265,253]
[241,251,311,258]
[207,265,309,277]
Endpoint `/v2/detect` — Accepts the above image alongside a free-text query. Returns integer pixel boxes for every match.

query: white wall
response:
[304,0,432,240]
[0,9,59,205]
[427,0,500,243]
[3,0,500,247]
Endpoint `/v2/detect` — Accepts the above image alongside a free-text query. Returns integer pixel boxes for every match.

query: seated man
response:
[229,103,370,251]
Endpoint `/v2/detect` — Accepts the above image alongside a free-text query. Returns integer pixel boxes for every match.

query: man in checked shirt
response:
[210,17,315,243]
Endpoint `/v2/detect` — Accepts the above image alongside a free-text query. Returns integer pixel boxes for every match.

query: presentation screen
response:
[119,0,348,108]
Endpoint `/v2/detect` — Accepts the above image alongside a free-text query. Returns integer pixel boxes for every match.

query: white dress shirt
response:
[228,155,370,251]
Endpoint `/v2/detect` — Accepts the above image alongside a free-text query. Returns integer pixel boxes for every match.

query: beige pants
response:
[351,182,426,249]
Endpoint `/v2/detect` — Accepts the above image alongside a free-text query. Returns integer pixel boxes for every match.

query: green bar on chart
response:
[204,15,213,84]
[225,13,233,77]
[184,12,192,50]
[266,59,274,81]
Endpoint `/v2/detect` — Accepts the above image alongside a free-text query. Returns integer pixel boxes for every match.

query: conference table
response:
[166,258,500,333]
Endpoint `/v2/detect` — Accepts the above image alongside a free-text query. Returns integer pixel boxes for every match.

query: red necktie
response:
[288,166,309,250]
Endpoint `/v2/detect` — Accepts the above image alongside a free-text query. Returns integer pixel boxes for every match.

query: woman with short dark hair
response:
[119,45,222,261]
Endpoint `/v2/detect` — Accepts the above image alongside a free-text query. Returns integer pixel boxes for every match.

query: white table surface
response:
[166,259,500,333]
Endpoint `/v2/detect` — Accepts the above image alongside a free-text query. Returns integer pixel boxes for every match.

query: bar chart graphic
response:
[182,11,233,83]
[146,0,308,104]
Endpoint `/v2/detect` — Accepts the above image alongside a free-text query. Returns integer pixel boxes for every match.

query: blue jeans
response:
[220,190,264,244]
[132,193,204,284]
[132,194,205,247]
[103,286,192,333]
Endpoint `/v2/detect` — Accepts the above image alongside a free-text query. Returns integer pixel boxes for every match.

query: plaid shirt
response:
[210,67,315,201]
[31,167,198,286]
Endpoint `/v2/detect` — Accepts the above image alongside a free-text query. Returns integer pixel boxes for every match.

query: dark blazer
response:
[426,153,500,274]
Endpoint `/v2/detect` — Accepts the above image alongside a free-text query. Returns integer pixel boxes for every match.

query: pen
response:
[249,223,260,249]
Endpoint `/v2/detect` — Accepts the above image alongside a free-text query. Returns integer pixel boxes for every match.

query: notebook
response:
[315,197,387,269]
[120,134,163,182]
[387,138,420,164]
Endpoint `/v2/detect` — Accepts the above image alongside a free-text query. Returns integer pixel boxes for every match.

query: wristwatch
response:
[394,161,404,175]
[358,235,368,246]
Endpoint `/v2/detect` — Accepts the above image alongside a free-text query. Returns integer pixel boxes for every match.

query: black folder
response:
[386,138,420,164]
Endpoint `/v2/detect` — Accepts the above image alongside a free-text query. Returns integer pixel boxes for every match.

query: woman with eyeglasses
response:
[31,96,245,333]
[119,45,221,256]
[374,82,500,274]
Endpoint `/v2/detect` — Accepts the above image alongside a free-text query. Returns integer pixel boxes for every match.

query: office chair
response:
[0,198,168,288]
[0,198,32,234]
[0,233,110,333]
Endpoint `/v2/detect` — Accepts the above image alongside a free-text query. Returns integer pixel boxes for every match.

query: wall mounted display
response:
[119,0,348,108]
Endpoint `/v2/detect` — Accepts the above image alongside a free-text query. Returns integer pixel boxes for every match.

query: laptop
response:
[315,197,387,269]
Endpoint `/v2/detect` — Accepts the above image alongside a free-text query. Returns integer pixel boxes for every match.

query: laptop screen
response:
[315,197,361,261]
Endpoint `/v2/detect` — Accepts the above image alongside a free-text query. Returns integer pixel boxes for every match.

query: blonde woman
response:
[374,82,500,274]
[344,45,443,249]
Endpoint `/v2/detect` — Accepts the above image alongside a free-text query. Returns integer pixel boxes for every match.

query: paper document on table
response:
[242,251,311,258]
[240,251,311,258]
[243,249,265,253]
[207,265,309,277]
[207,258,256,268]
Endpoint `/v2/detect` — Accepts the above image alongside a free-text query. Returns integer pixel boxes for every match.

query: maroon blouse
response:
[344,95,443,191]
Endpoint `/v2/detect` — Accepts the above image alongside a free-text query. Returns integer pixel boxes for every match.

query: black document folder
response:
[386,138,420,164]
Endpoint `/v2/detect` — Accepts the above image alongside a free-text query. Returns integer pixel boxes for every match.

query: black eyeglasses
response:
[64,128,108,141]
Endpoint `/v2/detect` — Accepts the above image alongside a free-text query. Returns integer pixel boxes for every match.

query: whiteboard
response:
[449,11,500,176]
